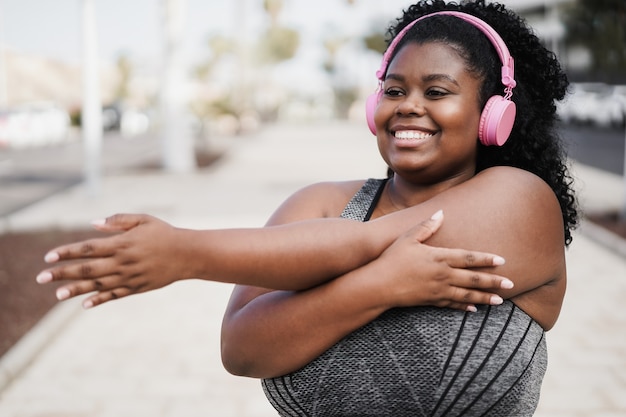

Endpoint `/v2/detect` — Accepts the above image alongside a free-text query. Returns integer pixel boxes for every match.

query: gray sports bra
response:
[262,179,547,417]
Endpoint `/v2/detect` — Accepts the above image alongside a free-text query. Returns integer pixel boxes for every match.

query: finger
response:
[445,302,477,312]
[37,256,122,284]
[91,213,150,232]
[452,269,514,290]
[411,210,444,243]
[55,274,129,301]
[446,287,505,307]
[43,235,123,264]
[436,248,506,269]
[82,287,133,309]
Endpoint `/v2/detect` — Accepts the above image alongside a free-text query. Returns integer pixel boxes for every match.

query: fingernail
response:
[466,305,477,313]
[501,279,514,289]
[490,295,504,305]
[91,219,106,227]
[44,252,59,263]
[56,288,71,301]
[83,300,94,309]
[36,271,53,284]
[492,256,506,266]
[430,210,443,220]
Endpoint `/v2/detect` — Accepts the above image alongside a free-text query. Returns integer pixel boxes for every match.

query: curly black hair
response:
[383,0,579,245]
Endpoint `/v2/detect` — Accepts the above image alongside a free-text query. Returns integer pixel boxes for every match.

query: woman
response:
[220,1,577,415]
[37,0,577,415]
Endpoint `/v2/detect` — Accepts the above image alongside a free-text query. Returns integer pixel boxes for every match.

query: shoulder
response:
[444,166,560,219]
[473,166,554,195]
[440,166,564,250]
[265,179,373,226]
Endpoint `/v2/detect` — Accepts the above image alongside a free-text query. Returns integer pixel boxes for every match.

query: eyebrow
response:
[385,72,459,86]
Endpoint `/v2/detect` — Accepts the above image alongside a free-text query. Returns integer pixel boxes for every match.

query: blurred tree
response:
[323,36,349,73]
[193,34,235,81]
[190,34,237,134]
[322,34,358,118]
[263,0,282,25]
[258,26,300,64]
[258,0,299,64]
[363,31,387,55]
[563,0,626,81]
[114,54,132,101]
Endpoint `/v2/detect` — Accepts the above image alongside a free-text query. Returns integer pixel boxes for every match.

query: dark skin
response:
[36,42,566,380]
[220,42,565,378]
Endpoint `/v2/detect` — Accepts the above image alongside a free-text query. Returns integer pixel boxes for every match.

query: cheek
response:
[442,104,482,137]
[373,96,394,131]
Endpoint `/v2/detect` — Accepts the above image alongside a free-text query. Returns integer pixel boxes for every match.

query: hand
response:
[36,214,189,309]
[375,210,513,312]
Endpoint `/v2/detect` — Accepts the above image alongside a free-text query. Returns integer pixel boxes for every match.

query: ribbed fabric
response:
[262,178,547,417]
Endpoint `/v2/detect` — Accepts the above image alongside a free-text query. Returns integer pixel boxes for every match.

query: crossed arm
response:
[219,167,566,377]
[36,167,565,377]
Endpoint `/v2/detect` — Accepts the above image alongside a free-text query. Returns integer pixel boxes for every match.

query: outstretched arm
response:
[37,167,563,319]
[37,209,508,309]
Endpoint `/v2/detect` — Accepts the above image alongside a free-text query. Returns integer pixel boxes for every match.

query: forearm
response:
[183,217,400,290]
[221,261,391,378]
[39,212,416,309]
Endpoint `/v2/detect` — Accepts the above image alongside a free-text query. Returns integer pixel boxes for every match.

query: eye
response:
[425,88,448,98]
[383,87,405,97]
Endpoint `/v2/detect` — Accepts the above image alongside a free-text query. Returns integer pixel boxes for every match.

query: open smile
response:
[394,130,435,140]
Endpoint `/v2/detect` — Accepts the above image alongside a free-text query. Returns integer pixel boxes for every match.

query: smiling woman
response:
[35,0,578,416]
[374,42,483,184]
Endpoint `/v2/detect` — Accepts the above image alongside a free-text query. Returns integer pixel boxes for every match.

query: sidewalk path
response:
[0,121,625,417]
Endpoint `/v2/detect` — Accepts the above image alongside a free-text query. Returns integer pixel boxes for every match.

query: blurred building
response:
[505,0,572,61]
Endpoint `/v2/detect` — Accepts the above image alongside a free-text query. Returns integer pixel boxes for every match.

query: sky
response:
[0,0,550,101]
[0,0,418,64]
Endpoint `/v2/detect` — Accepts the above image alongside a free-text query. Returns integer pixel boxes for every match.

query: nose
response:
[396,93,426,117]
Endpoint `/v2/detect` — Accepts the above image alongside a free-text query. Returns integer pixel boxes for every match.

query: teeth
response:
[394,130,433,140]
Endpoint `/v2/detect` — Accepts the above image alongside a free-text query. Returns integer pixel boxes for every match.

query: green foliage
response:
[258,26,300,64]
[193,34,235,81]
[563,0,626,78]
[114,54,132,100]
[322,36,349,74]
[363,31,387,55]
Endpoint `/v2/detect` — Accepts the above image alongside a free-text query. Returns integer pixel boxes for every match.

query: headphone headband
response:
[375,11,516,90]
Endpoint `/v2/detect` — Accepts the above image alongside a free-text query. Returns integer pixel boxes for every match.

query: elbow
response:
[221,340,290,379]
[220,333,274,378]
[220,336,256,377]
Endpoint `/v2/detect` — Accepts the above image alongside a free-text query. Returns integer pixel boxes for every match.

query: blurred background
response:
[0,2,624,416]
[0,0,623,165]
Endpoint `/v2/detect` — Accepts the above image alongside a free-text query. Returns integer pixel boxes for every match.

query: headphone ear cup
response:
[365,90,382,135]
[478,96,516,146]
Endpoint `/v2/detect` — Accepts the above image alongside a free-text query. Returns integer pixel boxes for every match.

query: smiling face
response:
[374,41,484,185]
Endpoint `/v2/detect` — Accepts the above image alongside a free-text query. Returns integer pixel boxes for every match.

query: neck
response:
[386,172,473,210]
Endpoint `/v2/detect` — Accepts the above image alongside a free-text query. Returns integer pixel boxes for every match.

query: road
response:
[0,132,162,218]
[0,123,624,219]
[562,122,625,176]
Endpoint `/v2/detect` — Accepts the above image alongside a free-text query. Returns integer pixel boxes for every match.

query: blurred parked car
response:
[102,103,151,137]
[0,102,71,149]
[558,83,626,128]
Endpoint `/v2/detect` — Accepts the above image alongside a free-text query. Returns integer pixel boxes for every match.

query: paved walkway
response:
[0,121,625,417]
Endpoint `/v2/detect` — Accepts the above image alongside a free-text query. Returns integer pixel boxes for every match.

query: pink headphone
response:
[365,11,517,146]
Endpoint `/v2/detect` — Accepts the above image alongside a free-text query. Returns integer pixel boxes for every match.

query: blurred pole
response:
[0,0,8,107]
[160,0,196,173]
[622,123,626,220]
[234,0,248,117]
[82,0,102,197]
